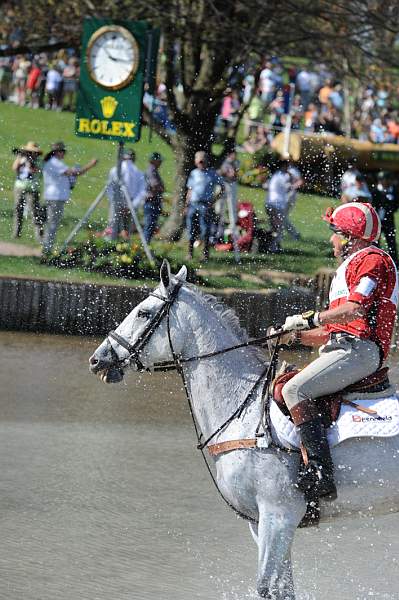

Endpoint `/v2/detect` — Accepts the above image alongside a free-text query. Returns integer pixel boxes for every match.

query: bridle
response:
[108,281,183,373]
[107,279,284,443]
[108,281,283,375]
[106,280,284,521]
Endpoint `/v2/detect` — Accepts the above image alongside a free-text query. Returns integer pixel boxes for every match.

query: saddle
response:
[273,366,390,428]
[272,365,392,528]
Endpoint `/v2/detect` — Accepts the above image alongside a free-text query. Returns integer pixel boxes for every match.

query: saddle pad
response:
[270,394,399,450]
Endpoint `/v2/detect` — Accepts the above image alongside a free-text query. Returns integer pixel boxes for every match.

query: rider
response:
[280,202,398,499]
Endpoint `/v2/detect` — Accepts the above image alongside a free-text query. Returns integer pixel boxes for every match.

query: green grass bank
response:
[0,103,341,289]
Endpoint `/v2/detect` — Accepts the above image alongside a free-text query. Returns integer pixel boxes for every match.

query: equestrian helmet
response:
[323,202,381,242]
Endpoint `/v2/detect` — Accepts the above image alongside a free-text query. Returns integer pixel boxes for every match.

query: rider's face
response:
[330,232,347,259]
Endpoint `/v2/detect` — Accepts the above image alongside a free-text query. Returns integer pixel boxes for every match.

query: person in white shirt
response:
[259,61,275,104]
[42,141,97,255]
[106,149,146,240]
[45,66,62,110]
[340,165,360,194]
[264,160,290,253]
[284,163,304,240]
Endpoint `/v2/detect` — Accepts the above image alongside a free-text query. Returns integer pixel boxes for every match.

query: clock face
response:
[86,25,139,90]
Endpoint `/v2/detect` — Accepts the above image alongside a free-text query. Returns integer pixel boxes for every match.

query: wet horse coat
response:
[89,263,399,599]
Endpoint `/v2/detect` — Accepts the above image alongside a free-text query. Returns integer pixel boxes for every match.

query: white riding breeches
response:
[282,334,381,410]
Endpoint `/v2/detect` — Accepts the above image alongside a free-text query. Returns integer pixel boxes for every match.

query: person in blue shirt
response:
[341,174,371,203]
[185,151,224,261]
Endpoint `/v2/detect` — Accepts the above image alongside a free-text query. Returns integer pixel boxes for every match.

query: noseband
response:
[107,281,183,372]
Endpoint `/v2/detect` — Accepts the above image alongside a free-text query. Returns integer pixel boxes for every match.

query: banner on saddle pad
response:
[271,395,399,450]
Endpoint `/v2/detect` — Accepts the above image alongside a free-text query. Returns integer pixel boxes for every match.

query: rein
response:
[108,285,285,372]
[152,330,284,372]
[106,281,284,522]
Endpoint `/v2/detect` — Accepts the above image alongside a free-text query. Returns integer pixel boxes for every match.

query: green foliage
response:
[48,235,197,282]
[238,157,270,188]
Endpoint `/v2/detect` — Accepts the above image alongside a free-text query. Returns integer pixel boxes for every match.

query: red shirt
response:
[325,247,398,359]
[26,67,41,91]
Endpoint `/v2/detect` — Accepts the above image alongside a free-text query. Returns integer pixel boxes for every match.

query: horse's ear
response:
[175,265,187,282]
[160,259,171,294]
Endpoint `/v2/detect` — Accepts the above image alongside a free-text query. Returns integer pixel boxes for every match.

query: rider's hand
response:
[268,327,297,347]
[283,310,320,332]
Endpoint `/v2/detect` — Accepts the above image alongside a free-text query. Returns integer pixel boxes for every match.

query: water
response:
[0,331,398,600]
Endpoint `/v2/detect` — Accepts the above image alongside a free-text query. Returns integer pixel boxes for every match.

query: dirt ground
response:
[0,241,41,257]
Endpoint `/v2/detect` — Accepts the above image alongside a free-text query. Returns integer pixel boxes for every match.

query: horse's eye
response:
[137,310,151,320]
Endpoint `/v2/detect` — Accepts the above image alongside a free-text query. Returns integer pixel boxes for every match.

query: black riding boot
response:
[297,416,337,500]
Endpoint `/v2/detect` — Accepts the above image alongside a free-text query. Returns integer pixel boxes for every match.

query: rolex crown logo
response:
[101,96,118,119]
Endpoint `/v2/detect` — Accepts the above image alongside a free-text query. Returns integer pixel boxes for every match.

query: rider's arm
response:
[318,300,366,325]
[296,302,365,347]
[298,327,329,347]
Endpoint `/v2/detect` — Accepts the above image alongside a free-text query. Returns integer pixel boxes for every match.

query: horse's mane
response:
[182,283,266,364]
[184,283,248,342]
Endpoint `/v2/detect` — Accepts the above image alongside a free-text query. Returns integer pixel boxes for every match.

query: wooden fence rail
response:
[0,277,316,338]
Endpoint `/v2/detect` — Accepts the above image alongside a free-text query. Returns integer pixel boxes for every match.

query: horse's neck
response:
[180,292,266,438]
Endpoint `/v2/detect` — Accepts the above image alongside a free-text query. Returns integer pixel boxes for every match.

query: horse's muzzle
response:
[89,354,106,374]
[89,355,124,383]
[99,366,124,384]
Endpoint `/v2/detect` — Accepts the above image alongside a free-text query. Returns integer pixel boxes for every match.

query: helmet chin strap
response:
[331,226,361,258]
[339,234,353,258]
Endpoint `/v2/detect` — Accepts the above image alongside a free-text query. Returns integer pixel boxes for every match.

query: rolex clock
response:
[86,25,140,90]
[76,19,159,142]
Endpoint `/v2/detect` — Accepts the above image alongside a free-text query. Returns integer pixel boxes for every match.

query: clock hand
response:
[110,57,133,63]
[103,47,118,61]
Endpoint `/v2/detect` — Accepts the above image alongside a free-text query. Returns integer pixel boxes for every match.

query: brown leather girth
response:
[208,438,257,456]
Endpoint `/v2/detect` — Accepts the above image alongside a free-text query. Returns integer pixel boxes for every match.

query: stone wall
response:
[0,277,316,338]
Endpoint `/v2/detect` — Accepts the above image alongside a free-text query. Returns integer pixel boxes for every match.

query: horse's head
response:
[89,260,188,383]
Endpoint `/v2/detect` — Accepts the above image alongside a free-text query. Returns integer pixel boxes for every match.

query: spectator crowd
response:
[2,11,399,268]
[11,139,170,258]
[0,50,79,111]
[9,136,399,269]
[216,59,399,155]
[263,159,399,265]
[2,44,399,148]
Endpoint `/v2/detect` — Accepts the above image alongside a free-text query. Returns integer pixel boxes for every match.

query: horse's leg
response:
[249,521,259,545]
[255,506,300,600]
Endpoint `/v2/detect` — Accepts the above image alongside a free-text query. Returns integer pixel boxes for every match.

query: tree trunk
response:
[160,132,195,241]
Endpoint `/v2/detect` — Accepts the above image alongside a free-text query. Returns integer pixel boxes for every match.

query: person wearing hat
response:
[12,141,44,241]
[42,142,98,255]
[143,152,165,242]
[372,171,399,265]
[106,148,146,240]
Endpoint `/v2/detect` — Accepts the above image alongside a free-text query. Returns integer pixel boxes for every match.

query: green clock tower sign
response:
[76,18,158,143]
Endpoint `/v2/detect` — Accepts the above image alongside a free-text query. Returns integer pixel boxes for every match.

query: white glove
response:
[283,311,320,332]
